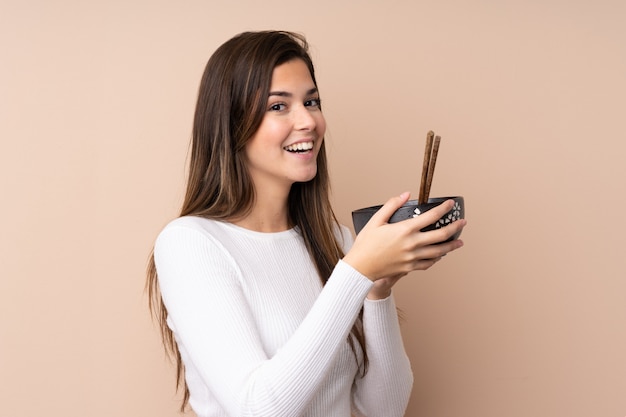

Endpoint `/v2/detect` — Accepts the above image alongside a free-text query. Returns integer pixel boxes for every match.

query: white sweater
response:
[154,216,413,417]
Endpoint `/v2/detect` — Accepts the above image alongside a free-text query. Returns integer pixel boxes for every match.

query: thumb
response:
[367,192,411,226]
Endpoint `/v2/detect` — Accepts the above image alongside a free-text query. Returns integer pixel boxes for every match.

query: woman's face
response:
[244,58,326,195]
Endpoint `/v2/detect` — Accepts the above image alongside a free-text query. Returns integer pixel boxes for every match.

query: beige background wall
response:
[1,1,625,416]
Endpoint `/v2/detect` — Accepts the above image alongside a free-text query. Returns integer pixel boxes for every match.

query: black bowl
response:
[351,196,465,242]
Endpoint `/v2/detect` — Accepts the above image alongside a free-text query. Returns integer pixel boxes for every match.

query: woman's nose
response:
[293,105,316,131]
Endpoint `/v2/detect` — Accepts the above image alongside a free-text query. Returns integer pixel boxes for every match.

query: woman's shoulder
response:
[155,216,232,248]
[153,217,244,284]
[163,215,214,229]
[158,215,219,236]
[154,216,239,265]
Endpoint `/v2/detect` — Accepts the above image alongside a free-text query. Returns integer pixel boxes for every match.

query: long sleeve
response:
[336,225,413,417]
[351,295,414,417]
[154,219,374,417]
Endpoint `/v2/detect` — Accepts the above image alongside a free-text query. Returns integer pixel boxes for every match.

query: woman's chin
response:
[292,168,318,184]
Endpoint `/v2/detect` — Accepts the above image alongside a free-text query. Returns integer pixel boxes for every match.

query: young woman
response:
[147,31,466,417]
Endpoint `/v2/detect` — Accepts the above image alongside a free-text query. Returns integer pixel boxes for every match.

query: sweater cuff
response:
[363,295,400,337]
[329,259,374,297]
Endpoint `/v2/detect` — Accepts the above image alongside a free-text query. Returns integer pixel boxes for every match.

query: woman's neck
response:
[231,187,291,233]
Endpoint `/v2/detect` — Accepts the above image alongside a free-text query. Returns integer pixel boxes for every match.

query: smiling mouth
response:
[283,141,314,153]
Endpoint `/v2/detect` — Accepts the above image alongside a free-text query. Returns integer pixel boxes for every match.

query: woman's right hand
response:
[343,192,466,281]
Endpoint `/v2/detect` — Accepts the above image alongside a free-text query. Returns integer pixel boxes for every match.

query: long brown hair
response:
[146,31,367,411]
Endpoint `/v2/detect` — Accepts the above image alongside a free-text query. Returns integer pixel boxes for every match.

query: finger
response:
[366,192,411,227]
[416,239,464,260]
[387,272,408,281]
[406,199,456,230]
[421,218,467,246]
[411,258,440,271]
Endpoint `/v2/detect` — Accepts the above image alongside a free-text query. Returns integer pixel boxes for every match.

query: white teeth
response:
[284,141,314,152]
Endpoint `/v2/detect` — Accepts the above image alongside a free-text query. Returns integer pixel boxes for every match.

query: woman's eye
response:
[305,98,321,108]
[269,103,286,112]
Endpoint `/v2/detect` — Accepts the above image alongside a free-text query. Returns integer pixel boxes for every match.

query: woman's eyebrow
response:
[268,87,318,97]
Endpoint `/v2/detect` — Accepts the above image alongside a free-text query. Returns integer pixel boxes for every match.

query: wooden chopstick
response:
[418,131,435,204]
[423,135,440,203]
[418,131,441,204]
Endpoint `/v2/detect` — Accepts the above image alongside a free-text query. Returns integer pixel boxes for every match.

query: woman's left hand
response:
[366,272,409,300]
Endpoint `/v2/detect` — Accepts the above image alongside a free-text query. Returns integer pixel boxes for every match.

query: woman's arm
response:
[336,225,413,416]
[155,224,373,417]
[351,295,413,417]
